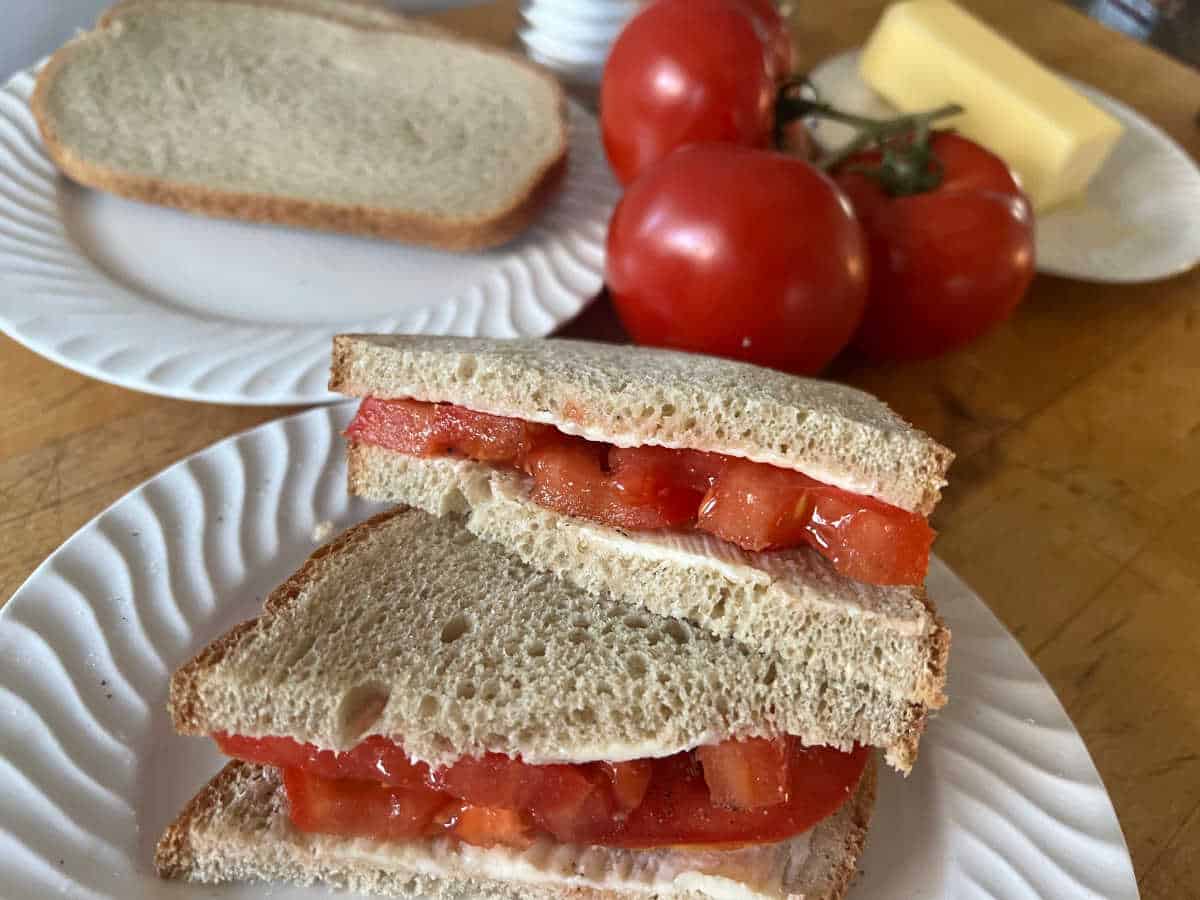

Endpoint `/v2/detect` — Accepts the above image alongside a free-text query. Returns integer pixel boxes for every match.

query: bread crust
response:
[31,0,569,251]
[156,756,878,899]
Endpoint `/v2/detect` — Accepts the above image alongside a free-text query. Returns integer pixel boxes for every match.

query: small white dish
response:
[0,402,1139,900]
[519,0,639,85]
[0,65,620,405]
[809,49,1200,284]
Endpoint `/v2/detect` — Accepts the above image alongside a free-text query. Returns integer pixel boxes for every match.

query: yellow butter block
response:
[860,0,1123,211]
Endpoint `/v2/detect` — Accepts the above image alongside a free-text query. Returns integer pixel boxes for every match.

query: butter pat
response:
[860,0,1123,211]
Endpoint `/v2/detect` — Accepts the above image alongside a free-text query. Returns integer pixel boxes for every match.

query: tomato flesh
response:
[697,737,791,810]
[220,733,868,850]
[282,767,448,841]
[347,398,933,586]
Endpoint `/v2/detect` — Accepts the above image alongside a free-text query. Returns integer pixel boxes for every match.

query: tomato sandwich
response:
[332,335,953,772]
[156,507,877,898]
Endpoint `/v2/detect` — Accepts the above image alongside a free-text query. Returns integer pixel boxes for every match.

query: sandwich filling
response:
[214,733,869,851]
[345,397,933,586]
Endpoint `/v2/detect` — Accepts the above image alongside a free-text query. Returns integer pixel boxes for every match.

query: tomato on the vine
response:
[730,0,794,80]
[833,132,1036,362]
[600,0,779,186]
[605,143,869,375]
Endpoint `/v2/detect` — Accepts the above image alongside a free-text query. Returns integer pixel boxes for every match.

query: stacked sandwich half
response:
[156,336,953,900]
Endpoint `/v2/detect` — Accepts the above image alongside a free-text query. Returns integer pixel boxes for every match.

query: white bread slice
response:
[155,758,876,900]
[329,335,954,515]
[31,0,567,250]
[347,450,946,772]
[169,508,929,770]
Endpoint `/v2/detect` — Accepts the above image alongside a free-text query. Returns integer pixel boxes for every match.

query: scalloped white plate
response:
[0,66,618,405]
[0,403,1139,898]
[809,49,1200,284]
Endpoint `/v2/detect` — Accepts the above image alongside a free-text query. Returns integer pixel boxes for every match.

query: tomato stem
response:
[775,79,963,194]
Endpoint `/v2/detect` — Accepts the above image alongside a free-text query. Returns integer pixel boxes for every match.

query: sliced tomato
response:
[697,459,817,551]
[248,734,869,850]
[604,760,654,814]
[806,488,934,587]
[435,752,618,844]
[611,743,869,849]
[697,459,934,585]
[525,437,697,530]
[216,733,430,787]
[443,804,538,850]
[345,397,933,585]
[345,397,548,464]
[697,736,792,810]
[283,767,448,840]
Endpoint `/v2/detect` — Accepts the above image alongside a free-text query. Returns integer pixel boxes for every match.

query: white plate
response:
[0,66,619,405]
[0,403,1139,899]
[809,49,1200,284]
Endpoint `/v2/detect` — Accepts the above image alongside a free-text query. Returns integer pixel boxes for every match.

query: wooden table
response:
[2,0,1197,894]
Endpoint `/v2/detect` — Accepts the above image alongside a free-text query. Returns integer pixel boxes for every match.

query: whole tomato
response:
[834,132,1035,362]
[601,0,776,186]
[606,144,869,375]
[731,0,794,79]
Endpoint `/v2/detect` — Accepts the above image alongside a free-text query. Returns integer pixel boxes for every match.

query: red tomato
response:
[345,398,932,585]
[603,760,654,814]
[525,437,699,530]
[730,0,794,79]
[610,742,869,849]
[282,767,448,840]
[216,733,430,786]
[834,132,1035,361]
[443,805,538,850]
[344,397,548,464]
[601,0,775,185]
[606,143,869,376]
[696,458,934,585]
[697,737,791,810]
[240,734,869,850]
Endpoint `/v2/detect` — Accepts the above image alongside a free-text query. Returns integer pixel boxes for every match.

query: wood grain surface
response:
[1,1,1197,895]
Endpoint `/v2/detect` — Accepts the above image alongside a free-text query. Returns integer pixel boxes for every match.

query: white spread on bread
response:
[317,829,812,900]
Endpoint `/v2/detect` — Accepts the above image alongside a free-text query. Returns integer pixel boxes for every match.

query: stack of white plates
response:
[518,0,641,86]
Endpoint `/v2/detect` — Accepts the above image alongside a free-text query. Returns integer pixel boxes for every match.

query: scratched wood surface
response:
[1,0,1197,895]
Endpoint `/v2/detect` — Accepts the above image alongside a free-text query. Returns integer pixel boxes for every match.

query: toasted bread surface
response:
[330,335,953,515]
[155,757,877,900]
[32,0,567,250]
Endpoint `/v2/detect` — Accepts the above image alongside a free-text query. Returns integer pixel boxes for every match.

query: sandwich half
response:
[330,335,954,771]
[158,508,876,899]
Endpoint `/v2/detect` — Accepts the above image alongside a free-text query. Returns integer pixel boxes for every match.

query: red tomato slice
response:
[345,397,548,464]
[283,767,448,840]
[697,459,934,585]
[610,743,869,849]
[240,734,869,850]
[345,398,932,586]
[525,438,697,530]
[443,804,538,850]
[697,737,791,810]
[216,733,430,787]
[604,760,654,814]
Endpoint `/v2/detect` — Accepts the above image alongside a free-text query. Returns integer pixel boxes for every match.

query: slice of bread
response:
[169,508,929,770]
[329,335,954,515]
[347,450,947,772]
[32,0,567,250]
[155,758,877,900]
